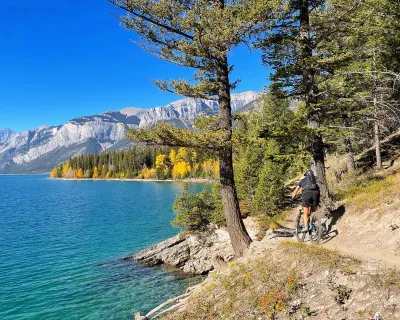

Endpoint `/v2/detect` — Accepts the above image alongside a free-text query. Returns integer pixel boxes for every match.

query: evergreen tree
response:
[172,184,222,230]
[319,0,400,169]
[254,141,286,216]
[101,164,107,178]
[109,0,278,255]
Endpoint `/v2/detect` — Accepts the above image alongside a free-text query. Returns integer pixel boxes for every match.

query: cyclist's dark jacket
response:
[299,177,320,207]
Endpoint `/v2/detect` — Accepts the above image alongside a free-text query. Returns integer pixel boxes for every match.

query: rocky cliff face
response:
[0,92,260,174]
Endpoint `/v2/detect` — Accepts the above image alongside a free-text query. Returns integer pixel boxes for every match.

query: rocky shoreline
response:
[124,224,258,275]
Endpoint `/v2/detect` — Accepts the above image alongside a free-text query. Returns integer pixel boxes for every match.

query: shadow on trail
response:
[265,204,346,242]
[270,229,295,239]
[321,205,346,244]
[268,220,296,239]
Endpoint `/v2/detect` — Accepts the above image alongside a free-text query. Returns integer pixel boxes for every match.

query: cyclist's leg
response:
[310,205,318,224]
[297,208,302,221]
[303,206,310,228]
[302,193,311,230]
[311,205,318,213]
[309,192,320,223]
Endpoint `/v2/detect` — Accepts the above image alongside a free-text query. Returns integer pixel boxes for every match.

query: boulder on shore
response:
[126,228,236,275]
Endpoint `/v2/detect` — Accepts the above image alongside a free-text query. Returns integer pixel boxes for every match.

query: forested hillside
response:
[50,147,219,180]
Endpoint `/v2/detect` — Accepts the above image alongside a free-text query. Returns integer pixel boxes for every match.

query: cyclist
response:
[291,169,320,232]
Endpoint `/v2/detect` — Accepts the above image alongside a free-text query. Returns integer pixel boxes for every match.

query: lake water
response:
[0,175,206,319]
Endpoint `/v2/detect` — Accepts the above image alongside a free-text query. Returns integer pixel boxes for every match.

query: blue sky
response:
[0,1,269,132]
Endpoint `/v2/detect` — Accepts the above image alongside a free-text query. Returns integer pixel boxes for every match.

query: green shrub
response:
[171,184,225,231]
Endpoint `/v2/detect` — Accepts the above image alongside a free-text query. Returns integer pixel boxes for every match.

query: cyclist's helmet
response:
[304,169,314,177]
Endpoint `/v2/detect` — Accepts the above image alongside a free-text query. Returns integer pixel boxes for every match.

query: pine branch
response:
[108,0,194,40]
[126,122,230,151]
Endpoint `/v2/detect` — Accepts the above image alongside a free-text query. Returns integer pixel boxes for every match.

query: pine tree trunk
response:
[311,134,334,210]
[345,138,356,172]
[299,0,334,210]
[217,55,252,257]
[374,116,383,170]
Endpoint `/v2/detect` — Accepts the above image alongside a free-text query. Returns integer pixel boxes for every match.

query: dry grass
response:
[339,172,400,212]
[166,242,364,320]
[278,241,360,272]
[165,242,400,319]
[325,153,400,212]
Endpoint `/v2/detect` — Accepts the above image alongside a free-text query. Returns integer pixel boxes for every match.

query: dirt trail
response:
[265,204,400,269]
[323,241,400,268]
[319,203,400,268]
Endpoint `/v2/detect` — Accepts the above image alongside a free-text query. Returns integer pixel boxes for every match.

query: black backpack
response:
[303,175,318,191]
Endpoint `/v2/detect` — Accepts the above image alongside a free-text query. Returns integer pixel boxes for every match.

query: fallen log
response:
[134,284,201,320]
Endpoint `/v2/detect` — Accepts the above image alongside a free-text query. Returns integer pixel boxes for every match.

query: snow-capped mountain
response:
[0,129,16,144]
[0,91,260,174]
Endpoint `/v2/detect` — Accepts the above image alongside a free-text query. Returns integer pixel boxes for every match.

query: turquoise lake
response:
[0,175,206,319]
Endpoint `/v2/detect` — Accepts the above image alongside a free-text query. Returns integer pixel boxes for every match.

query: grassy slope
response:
[167,242,400,320]
[321,163,400,266]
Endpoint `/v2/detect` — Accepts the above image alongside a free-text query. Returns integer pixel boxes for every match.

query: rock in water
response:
[130,229,235,275]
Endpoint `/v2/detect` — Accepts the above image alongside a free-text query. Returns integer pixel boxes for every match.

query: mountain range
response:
[0,91,260,174]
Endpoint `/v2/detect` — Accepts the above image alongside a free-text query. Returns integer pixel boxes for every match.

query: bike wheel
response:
[294,212,306,242]
[309,212,322,244]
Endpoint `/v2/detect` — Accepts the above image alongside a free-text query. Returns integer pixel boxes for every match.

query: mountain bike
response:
[294,207,322,244]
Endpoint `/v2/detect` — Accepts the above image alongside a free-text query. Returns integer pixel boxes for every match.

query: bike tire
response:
[309,212,322,244]
[294,212,306,242]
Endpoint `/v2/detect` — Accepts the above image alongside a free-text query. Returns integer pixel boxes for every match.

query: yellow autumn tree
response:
[93,166,99,179]
[155,154,168,179]
[172,161,191,179]
[171,147,192,179]
[192,163,199,176]
[50,168,57,178]
[176,147,189,162]
[169,149,177,165]
[106,171,112,179]
[76,168,83,178]
[156,154,166,168]
[84,169,91,178]
[62,161,70,177]
[144,168,156,179]
[140,164,149,179]
[201,159,219,179]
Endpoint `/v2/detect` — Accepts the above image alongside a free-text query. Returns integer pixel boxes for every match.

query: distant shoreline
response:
[0,174,213,183]
[50,177,214,183]
[0,173,48,176]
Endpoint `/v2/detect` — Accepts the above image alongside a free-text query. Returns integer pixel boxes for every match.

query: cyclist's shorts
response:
[302,190,320,207]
